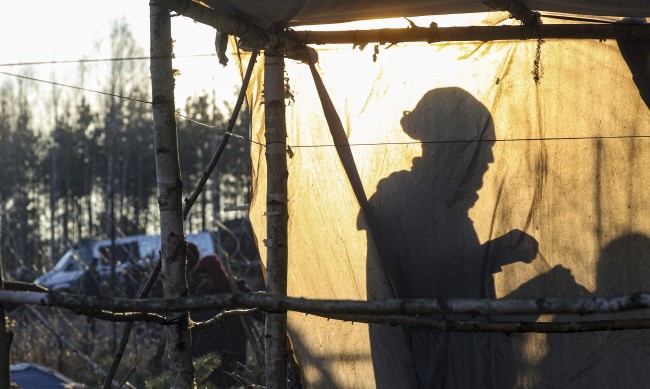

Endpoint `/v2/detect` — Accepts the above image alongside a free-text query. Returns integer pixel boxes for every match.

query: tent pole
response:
[264,51,289,389]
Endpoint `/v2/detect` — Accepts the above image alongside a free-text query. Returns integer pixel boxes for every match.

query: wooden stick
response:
[263,52,289,389]
[9,291,650,334]
[182,51,258,221]
[5,290,650,317]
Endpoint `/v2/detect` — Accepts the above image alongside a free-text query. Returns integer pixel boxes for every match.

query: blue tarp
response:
[10,363,80,389]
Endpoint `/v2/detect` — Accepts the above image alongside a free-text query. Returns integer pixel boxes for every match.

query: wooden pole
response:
[8,290,650,317]
[296,23,650,45]
[150,3,195,388]
[264,52,289,389]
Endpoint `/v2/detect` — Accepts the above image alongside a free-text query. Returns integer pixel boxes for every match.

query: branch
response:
[189,308,258,330]
[10,290,650,333]
[90,310,167,324]
[4,281,49,293]
[182,51,258,221]
[4,289,650,317]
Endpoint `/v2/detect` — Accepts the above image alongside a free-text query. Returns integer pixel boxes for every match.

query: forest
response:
[0,20,252,284]
[1,20,258,387]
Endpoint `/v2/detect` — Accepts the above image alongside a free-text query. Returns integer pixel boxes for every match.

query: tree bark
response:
[0,259,12,389]
[150,4,195,388]
[264,52,288,389]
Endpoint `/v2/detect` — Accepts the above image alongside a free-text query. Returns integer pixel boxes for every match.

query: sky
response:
[1,0,242,130]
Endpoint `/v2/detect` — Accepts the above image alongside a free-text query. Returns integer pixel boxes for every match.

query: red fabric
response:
[194,254,230,294]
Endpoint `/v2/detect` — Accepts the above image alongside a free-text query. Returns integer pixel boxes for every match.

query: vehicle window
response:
[52,250,83,272]
[98,242,140,266]
[78,246,94,266]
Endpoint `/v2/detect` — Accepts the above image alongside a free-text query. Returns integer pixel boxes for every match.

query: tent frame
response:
[150,2,650,387]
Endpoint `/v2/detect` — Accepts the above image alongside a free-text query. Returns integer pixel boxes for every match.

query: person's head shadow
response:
[364,87,541,300]
[399,87,496,211]
[365,87,502,300]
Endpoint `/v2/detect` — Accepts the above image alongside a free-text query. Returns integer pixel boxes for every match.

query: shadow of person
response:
[359,87,538,388]
[617,18,650,110]
[504,264,591,388]
[587,233,650,387]
[509,233,650,388]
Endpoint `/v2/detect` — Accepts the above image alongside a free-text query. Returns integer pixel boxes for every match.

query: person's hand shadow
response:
[485,229,539,277]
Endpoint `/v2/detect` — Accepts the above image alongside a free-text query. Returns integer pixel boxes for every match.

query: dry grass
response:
[9,306,166,387]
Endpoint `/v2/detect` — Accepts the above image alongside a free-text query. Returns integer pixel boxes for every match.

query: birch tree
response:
[150,4,195,388]
[0,263,10,389]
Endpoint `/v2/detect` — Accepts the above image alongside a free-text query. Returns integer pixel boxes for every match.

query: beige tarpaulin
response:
[244,14,650,388]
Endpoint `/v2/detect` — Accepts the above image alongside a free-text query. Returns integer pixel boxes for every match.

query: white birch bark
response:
[264,53,289,389]
[150,4,195,388]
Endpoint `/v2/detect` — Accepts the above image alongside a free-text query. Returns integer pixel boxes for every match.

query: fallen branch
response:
[4,289,650,317]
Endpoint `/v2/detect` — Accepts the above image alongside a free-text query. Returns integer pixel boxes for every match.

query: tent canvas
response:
[231,8,650,389]
[202,0,650,29]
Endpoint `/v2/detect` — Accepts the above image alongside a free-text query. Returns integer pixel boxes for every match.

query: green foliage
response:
[145,352,222,389]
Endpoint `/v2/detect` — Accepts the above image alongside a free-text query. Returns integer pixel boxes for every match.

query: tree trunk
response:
[50,142,57,264]
[63,188,69,246]
[85,137,93,238]
[264,53,289,389]
[150,4,195,388]
[0,251,13,387]
[200,190,206,231]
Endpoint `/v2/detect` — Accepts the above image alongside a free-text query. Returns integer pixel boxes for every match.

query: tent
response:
[10,363,84,389]
[160,1,650,387]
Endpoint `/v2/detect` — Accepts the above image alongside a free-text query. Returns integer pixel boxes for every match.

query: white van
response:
[34,232,215,293]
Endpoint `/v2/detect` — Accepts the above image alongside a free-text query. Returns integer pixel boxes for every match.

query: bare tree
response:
[150,3,195,388]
